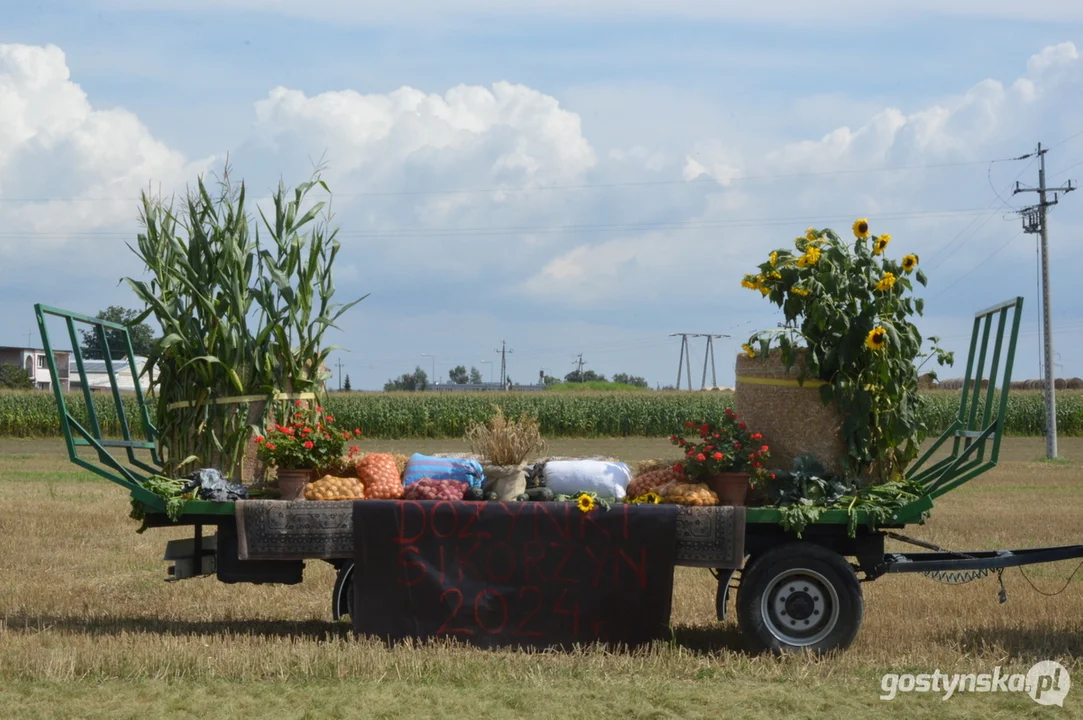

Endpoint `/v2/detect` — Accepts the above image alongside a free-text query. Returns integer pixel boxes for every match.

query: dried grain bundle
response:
[465,406,547,466]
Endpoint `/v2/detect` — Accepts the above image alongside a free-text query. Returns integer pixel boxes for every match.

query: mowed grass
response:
[3,438,1083,718]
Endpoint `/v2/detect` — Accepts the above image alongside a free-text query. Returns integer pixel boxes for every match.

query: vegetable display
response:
[404,479,469,502]
[305,475,365,501]
[771,455,927,538]
[659,482,719,506]
[355,453,405,499]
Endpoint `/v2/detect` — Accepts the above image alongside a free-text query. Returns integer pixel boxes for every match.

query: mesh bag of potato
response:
[355,452,405,499]
[659,481,719,506]
[627,467,683,499]
[305,475,365,501]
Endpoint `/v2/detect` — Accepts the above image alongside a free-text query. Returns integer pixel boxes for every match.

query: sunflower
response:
[640,492,662,505]
[865,326,888,351]
[791,285,811,297]
[742,343,757,359]
[806,227,818,241]
[768,270,782,280]
[873,233,891,255]
[741,274,760,290]
[902,253,919,273]
[797,245,821,267]
[852,218,870,239]
[875,272,896,292]
[769,251,779,267]
[576,494,596,513]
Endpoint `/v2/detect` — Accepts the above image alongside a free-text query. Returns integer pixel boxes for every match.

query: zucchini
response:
[485,491,499,501]
[515,493,531,502]
[525,487,555,501]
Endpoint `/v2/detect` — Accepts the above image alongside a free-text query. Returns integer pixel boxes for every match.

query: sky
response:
[2,1,1083,390]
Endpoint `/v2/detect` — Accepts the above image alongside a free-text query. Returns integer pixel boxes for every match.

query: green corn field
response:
[3,389,1082,439]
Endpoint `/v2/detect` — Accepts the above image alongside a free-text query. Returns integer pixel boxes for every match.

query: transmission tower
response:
[670,333,729,390]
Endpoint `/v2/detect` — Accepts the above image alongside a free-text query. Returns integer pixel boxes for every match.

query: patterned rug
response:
[235,500,746,568]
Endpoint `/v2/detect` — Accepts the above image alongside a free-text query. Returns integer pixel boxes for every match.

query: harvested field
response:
[2,437,1083,717]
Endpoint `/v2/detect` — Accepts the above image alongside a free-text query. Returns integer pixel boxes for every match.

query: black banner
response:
[352,500,678,649]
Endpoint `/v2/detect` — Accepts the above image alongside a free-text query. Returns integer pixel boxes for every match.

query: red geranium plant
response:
[670,408,773,486]
[255,400,362,470]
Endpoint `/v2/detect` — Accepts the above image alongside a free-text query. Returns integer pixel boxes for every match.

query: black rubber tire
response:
[736,542,863,655]
[332,561,354,622]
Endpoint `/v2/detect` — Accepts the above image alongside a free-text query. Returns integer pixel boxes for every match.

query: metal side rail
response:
[880,544,1083,574]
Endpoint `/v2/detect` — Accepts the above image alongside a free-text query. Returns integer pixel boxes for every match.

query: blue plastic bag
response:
[402,454,485,489]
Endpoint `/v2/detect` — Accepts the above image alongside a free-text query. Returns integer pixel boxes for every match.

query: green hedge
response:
[2,389,1082,439]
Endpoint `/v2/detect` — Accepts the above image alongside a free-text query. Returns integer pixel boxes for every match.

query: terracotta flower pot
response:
[276,467,314,501]
[707,472,751,506]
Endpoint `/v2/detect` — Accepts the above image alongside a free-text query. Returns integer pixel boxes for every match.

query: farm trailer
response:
[33,296,1083,655]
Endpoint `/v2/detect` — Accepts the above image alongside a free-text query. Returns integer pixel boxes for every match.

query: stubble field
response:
[2,437,1083,718]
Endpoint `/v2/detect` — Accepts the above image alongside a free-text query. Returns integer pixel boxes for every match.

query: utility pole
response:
[1013,142,1075,459]
[334,358,345,391]
[571,354,587,382]
[494,341,512,387]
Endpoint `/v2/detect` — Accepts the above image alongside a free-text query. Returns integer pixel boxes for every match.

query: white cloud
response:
[0,43,209,249]
[762,42,1081,173]
[524,42,1083,307]
[252,81,596,193]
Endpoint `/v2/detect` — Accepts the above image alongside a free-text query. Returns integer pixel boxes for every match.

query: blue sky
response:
[3,1,1083,389]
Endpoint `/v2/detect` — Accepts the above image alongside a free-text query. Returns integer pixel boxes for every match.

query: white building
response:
[71,357,151,393]
[0,346,71,391]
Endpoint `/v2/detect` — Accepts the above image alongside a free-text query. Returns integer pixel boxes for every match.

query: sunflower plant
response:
[741,220,953,483]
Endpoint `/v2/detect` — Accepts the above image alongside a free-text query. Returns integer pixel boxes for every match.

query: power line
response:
[929,230,1024,299]
[0,207,1013,241]
[1048,128,1083,151]
[924,156,1038,273]
[0,156,1031,204]
[1053,158,1083,178]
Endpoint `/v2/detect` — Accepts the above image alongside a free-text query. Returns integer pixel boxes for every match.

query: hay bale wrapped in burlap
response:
[734,350,847,476]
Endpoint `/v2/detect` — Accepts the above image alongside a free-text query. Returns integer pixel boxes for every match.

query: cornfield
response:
[5,389,1082,439]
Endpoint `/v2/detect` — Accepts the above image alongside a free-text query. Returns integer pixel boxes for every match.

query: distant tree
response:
[542,374,560,387]
[564,369,606,383]
[612,373,649,388]
[468,366,483,384]
[384,366,429,391]
[343,374,352,392]
[78,306,156,360]
[506,376,513,387]
[0,364,34,390]
[448,365,469,384]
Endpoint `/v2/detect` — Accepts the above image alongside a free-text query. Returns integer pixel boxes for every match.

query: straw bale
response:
[734,350,847,476]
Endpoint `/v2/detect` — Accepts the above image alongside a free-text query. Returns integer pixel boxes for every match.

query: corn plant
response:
[123,162,365,479]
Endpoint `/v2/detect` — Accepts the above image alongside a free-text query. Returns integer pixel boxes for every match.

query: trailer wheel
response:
[736,542,863,655]
[332,561,354,622]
